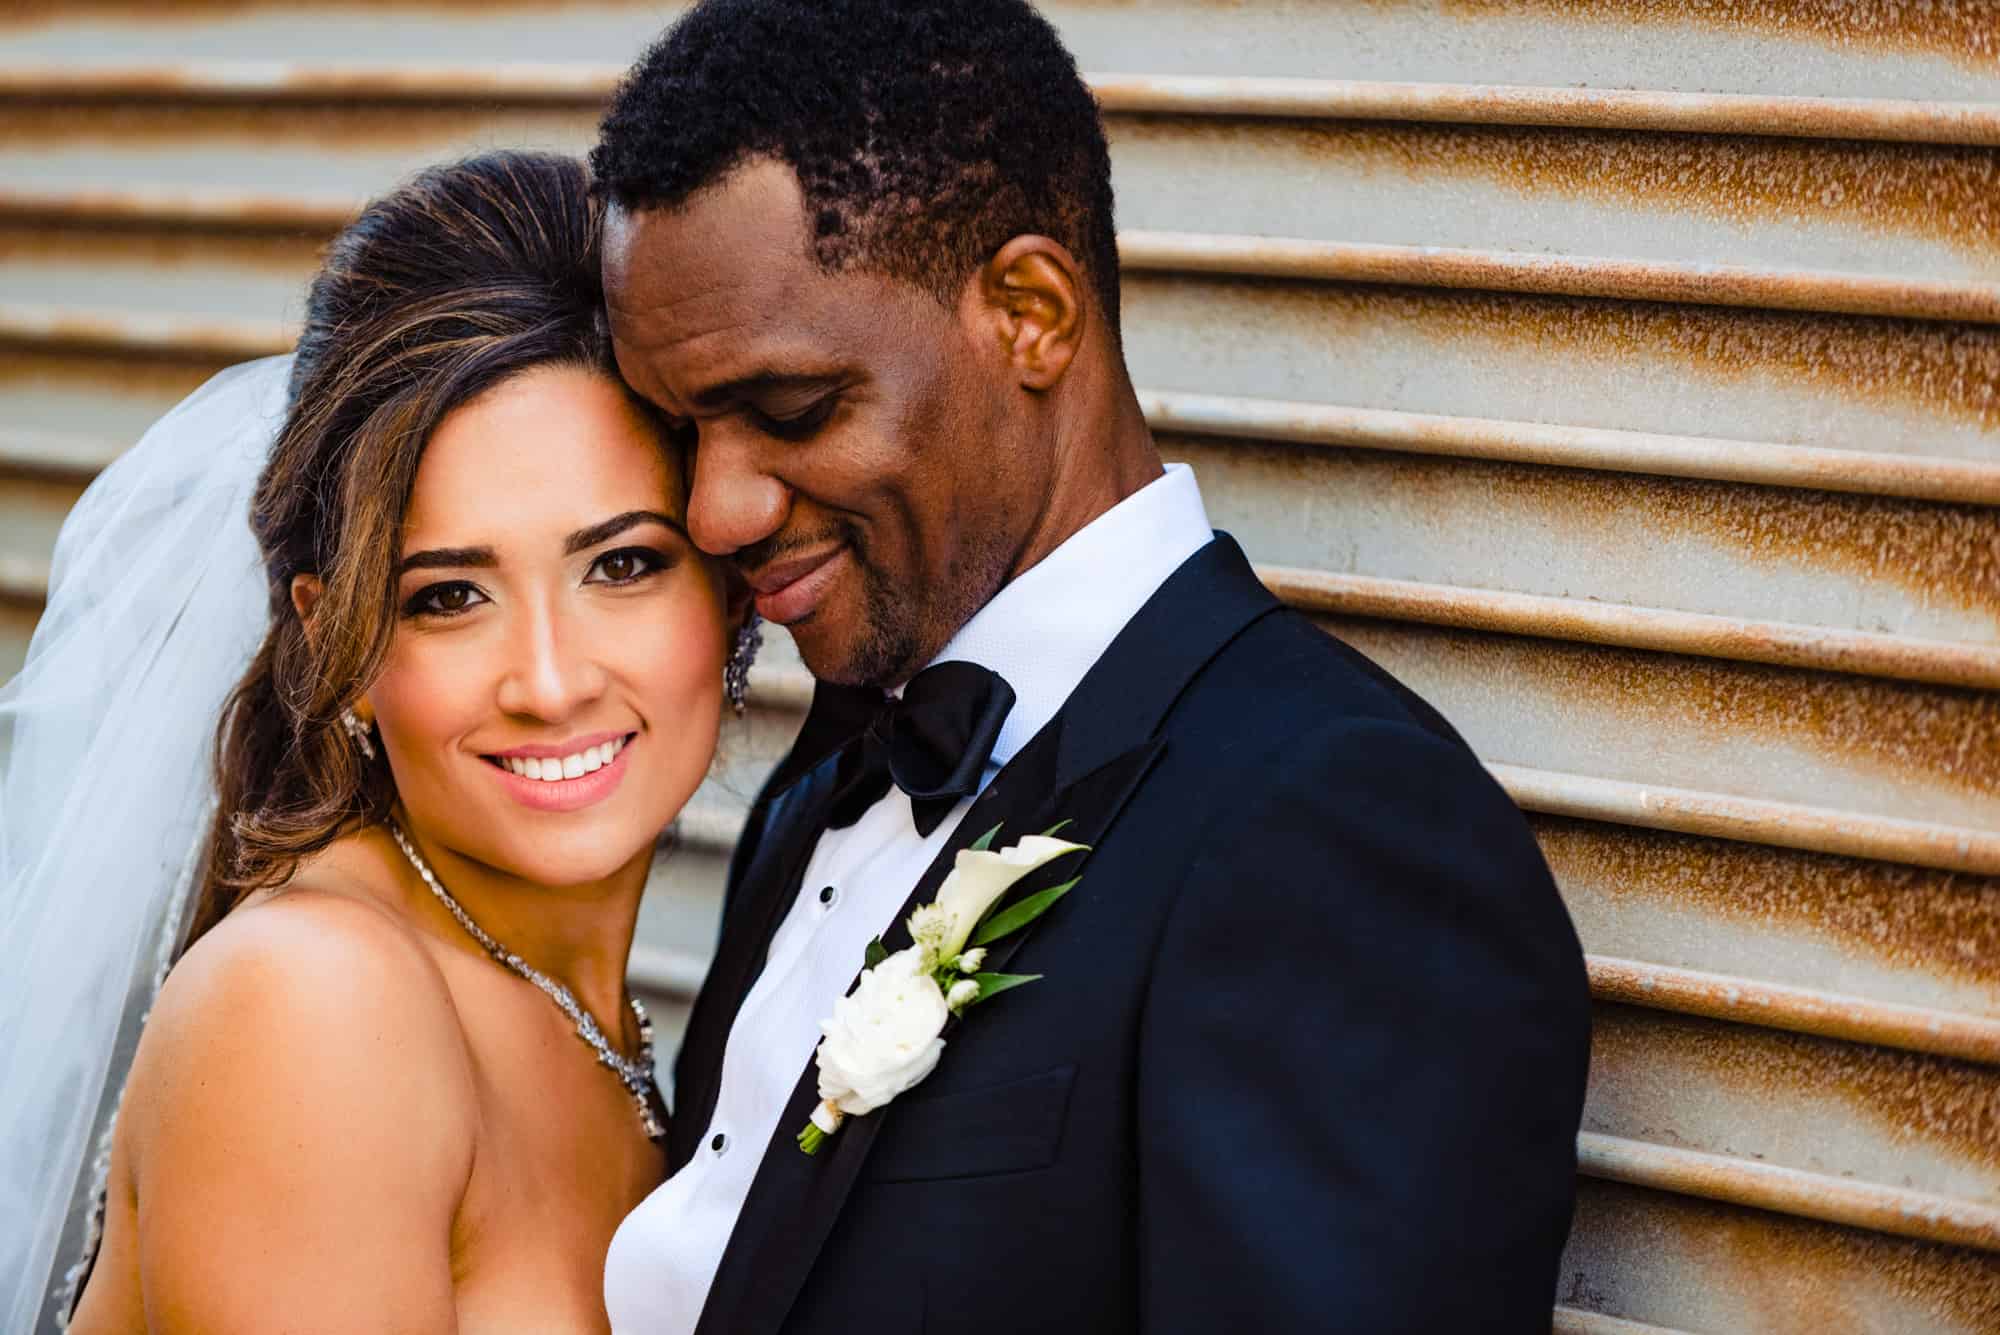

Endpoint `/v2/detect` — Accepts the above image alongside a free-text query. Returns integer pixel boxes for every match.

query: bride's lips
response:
[482,731,636,813]
[747,546,847,625]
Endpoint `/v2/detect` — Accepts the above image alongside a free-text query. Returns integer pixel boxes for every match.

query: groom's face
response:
[603,162,1045,688]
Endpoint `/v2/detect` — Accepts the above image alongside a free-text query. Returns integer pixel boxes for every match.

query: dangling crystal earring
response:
[340,706,378,761]
[725,615,763,717]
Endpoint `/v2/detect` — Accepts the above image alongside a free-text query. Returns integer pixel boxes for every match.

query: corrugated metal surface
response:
[3,3,1997,1329]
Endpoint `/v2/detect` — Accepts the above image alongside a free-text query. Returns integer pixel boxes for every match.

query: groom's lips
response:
[746,546,846,625]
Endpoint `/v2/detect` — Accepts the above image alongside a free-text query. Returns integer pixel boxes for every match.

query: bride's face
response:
[366,364,728,890]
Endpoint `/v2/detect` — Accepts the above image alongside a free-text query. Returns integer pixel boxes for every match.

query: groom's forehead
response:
[605,187,848,381]
[607,214,804,332]
[604,163,816,312]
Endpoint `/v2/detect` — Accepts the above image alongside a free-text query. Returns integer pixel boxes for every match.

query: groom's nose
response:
[687,431,789,557]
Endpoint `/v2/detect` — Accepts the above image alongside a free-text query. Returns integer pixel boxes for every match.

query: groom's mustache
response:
[732,522,864,582]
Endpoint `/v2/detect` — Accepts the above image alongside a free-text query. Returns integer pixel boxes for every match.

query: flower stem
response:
[797,1123,827,1155]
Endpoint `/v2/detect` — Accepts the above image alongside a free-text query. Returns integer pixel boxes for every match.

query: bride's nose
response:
[494,598,607,721]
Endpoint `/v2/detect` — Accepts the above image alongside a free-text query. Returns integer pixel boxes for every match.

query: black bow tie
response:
[817,661,1016,838]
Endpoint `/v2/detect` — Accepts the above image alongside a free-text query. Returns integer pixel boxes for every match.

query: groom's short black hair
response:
[590,0,1120,332]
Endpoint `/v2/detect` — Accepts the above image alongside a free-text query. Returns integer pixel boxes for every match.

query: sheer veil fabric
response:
[0,356,290,1331]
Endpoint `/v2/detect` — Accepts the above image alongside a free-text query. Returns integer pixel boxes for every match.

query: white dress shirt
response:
[603,464,1212,1333]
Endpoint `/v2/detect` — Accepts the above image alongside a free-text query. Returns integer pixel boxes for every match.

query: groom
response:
[593,1,1590,1330]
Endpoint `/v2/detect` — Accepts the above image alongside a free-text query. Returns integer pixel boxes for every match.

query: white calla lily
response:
[930,834,1088,959]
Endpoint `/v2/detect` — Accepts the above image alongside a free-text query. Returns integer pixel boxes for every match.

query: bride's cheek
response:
[635,575,726,685]
[370,639,491,782]
[639,588,729,747]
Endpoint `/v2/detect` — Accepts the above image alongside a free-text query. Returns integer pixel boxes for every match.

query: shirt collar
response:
[918,462,1212,773]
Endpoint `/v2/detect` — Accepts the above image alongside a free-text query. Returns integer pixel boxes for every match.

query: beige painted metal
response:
[1122,232,2000,324]
[13,75,2000,294]
[1585,961,2000,1069]
[1578,1133,2000,1252]
[4,3,1999,1330]
[4,65,1997,149]
[1145,391,2000,506]
[4,2,2000,99]
[1584,1006,2000,1212]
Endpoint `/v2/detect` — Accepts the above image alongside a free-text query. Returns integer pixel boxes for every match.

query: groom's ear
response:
[975,235,1086,392]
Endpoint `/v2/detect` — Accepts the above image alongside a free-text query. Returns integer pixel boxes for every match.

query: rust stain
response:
[1118,116,2000,262]
[1592,475,2000,627]
[1446,0,2000,74]
[1161,432,2000,623]
[1536,815,2000,993]
[0,349,225,411]
[1161,275,2000,433]
[1476,288,2000,438]
[0,0,521,20]
[0,223,325,274]
[1569,1179,2000,1331]
[0,100,592,152]
[1587,1002,2000,1174]
[1323,616,2000,798]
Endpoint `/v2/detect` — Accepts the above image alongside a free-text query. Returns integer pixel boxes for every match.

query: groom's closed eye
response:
[747,395,840,441]
[690,369,844,413]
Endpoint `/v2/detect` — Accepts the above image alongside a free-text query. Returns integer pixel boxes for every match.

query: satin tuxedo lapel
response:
[692,535,1282,1335]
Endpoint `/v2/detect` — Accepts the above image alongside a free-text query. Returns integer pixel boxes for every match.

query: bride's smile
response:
[490,732,630,779]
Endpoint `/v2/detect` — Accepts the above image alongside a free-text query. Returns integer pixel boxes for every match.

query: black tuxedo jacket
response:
[670,535,1591,1334]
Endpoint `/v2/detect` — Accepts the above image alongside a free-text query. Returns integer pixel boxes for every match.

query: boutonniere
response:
[797,824,1087,1154]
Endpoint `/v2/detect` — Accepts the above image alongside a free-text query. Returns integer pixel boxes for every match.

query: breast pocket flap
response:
[863,1063,1078,1184]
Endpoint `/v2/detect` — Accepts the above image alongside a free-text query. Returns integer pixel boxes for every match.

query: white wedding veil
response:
[0,355,291,1332]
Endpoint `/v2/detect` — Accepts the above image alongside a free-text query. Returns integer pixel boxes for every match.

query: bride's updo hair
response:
[187,150,623,949]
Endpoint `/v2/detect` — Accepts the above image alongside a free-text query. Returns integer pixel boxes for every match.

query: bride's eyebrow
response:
[394,511,684,574]
[397,545,495,575]
[563,509,687,554]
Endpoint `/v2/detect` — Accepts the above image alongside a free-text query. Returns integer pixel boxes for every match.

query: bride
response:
[1,151,754,1332]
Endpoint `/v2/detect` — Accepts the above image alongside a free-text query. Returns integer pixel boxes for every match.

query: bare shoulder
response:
[100,879,477,1326]
[124,880,478,1204]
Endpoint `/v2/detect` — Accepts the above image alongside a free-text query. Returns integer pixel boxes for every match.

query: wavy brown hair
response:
[183,151,627,952]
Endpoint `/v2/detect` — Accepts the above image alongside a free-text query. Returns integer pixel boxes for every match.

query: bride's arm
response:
[119,890,478,1333]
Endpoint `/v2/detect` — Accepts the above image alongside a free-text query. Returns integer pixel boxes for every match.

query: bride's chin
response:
[413,792,667,893]
[484,828,659,895]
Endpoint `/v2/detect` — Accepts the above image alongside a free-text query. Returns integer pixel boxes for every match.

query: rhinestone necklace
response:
[386,820,666,1142]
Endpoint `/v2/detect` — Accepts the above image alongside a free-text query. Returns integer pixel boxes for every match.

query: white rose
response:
[931,835,1088,958]
[814,946,950,1116]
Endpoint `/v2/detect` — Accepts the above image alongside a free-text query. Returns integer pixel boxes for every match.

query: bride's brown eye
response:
[401,580,487,618]
[588,547,667,586]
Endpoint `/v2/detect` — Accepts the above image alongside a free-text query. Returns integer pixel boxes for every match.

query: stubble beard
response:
[816,525,1014,690]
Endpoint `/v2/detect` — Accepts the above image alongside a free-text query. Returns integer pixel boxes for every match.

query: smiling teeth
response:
[503,736,626,781]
